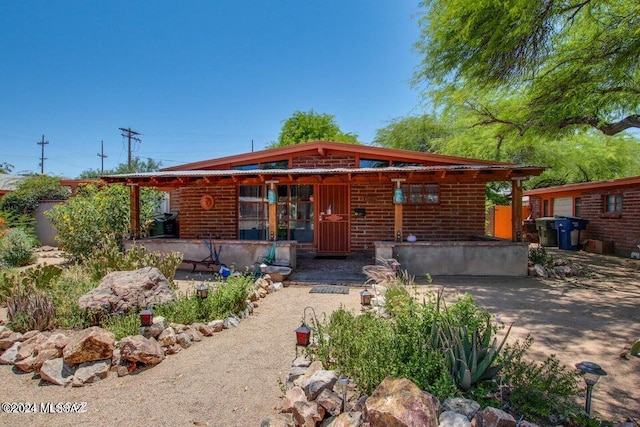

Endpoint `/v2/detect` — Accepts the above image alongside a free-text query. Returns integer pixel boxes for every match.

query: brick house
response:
[524,176,640,256]
[104,141,543,275]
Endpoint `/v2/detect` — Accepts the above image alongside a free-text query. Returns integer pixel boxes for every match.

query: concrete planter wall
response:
[125,239,297,271]
[375,239,529,276]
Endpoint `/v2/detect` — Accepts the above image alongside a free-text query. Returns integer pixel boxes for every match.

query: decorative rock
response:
[111,348,121,367]
[260,413,295,427]
[273,282,284,290]
[193,323,215,337]
[478,407,517,427]
[36,332,70,353]
[208,320,224,332]
[224,316,240,328]
[440,410,472,427]
[293,400,325,427]
[119,335,165,366]
[78,267,177,313]
[248,291,258,302]
[266,283,276,294]
[0,325,8,337]
[442,397,481,420]
[294,361,324,387]
[15,348,59,373]
[164,344,182,355]
[252,301,259,308]
[286,366,308,389]
[292,355,312,368]
[175,333,192,349]
[116,365,129,377]
[0,341,20,365]
[170,323,189,333]
[142,316,168,339]
[255,278,269,289]
[533,264,548,278]
[39,358,75,386]
[72,360,110,386]
[365,377,440,427]
[518,421,540,427]
[63,326,115,364]
[158,327,177,347]
[320,412,362,427]
[184,328,203,342]
[302,369,338,401]
[16,333,49,361]
[258,288,268,298]
[281,386,307,413]
[316,388,343,416]
[0,332,22,350]
[21,330,40,341]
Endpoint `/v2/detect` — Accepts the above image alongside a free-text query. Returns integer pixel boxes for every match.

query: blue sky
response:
[0,1,424,177]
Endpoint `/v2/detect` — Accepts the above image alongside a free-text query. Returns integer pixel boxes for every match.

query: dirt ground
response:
[0,248,638,426]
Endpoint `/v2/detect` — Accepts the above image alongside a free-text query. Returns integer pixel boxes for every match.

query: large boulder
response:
[119,335,165,366]
[78,267,177,313]
[63,326,115,364]
[364,377,440,427]
[477,407,517,427]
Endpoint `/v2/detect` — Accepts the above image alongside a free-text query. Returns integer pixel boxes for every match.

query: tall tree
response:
[415,0,640,137]
[0,162,13,174]
[270,110,359,148]
[373,114,450,152]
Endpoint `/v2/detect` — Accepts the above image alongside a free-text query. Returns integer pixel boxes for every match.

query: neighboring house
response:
[525,176,640,256]
[0,174,22,201]
[103,141,544,275]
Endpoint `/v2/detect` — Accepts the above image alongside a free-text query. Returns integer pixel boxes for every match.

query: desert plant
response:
[0,264,63,303]
[48,265,98,329]
[441,316,512,391]
[0,227,36,267]
[6,284,56,332]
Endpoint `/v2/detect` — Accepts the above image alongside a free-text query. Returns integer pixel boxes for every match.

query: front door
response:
[317,184,349,254]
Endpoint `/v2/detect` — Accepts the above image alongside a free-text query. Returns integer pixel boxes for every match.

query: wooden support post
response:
[130,184,140,238]
[394,203,403,242]
[511,178,523,242]
[269,202,277,241]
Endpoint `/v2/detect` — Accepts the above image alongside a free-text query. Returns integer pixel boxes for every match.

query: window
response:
[574,197,582,217]
[605,194,622,213]
[238,186,267,240]
[232,160,289,170]
[402,183,439,204]
[277,185,314,242]
[359,158,389,168]
[238,184,314,242]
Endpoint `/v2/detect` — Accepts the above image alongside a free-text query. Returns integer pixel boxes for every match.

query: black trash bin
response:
[535,217,558,247]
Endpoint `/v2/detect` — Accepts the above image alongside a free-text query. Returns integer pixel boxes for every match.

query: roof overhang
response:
[524,175,640,196]
[102,165,545,188]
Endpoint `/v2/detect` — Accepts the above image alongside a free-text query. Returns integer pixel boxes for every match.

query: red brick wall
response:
[350,182,487,251]
[292,154,356,168]
[173,186,237,239]
[529,187,640,255]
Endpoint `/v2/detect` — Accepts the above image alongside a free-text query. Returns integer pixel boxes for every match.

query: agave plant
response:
[442,317,512,391]
[6,284,56,332]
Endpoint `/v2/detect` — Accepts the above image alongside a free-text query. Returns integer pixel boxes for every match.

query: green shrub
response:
[0,174,69,216]
[102,311,141,340]
[0,264,62,303]
[45,183,162,260]
[0,211,37,240]
[48,265,98,329]
[529,245,554,268]
[6,284,56,332]
[499,335,586,425]
[82,235,183,284]
[0,228,36,267]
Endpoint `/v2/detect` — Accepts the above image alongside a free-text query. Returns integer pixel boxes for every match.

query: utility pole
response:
[119,127,141,170]
[37,134,49,174]
[97,140,108,173]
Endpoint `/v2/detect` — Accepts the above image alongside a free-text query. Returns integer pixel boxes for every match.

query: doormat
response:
[315,255,347,260]
[309,285,350,294]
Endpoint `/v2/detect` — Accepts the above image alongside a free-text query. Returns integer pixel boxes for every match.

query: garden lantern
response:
[196,283,209,299]
[139,309,154,327]
[295,306,316,346]
[391,178,406,204]
[337,376,349,413]
[575,361,607,416]
[360,288,372,306]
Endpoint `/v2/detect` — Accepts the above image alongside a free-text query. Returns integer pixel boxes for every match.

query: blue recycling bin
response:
[554,216,589,250]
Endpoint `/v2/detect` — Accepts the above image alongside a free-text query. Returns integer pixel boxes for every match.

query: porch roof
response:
[102,164,544,188]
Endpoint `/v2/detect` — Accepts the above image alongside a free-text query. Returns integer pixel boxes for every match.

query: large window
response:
[277,185,314,242]
[238,186,267,240]
[238,184,314,242]
[402,183,439,204]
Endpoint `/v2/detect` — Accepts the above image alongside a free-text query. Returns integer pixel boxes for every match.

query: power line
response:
[119,127,141,170]
[37,134,49,174]
[97,140,108,173]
